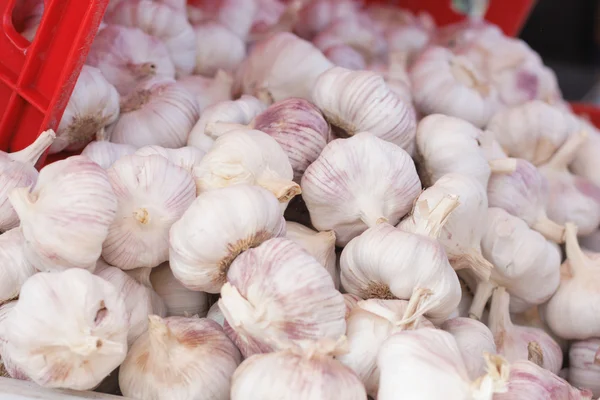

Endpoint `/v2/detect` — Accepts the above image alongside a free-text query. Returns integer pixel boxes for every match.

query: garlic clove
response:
[150,262,209,317]
[134,145,205,174]
[193,22,246,77]
[0,228,36,304]
[177,70,234,111]
[568,338,600,397]
[81,141,136,169]
[207,302,225,327]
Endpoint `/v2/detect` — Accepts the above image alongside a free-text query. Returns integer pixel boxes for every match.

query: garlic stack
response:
[1,269,128,390]
[9,156,117,272]
[108,77,200,149]
[176,70,233,111]
[51,66,119,153]
[170,185,286,293]
[87,25,176,96]
[81,141,136,169]
[150,263,209,317]
[193,22,246,77]
[219,238,346,357]
[134,145,205,175]
[119,316,241,400]
[0,228,35,304]
[301,133,421,246]
[568,339,600,397]
[324,44,366,70]
[312,67,416,153]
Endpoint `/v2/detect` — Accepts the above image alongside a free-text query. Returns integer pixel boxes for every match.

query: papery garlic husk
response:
[486,100,580,166]
[570,117,600,187]
[343,293,362,319]
[105,0,196,76]
[193,22,246,77]
[150,262,209,317]
[207,302,225,327]
[192,129,300,205]
[119,316,241,400]
[103,155,195,269]
[134,145,205,174]
[0,130,55,232]
[51,66,119,153]
[301,132,421,246]
[377,328,510,400]
[0,228,35,303]
[2,269,128,390]
[294,0,359,39]
[324,44,366,70]
[0,301,27,381]
[340,197,462,324]
[219,238,346,358]
[285,221,338,288]
[399,173,493,281]
[187,0,258,40]
[410,46,499,128]
[81,141,136,169]
[568,338,600,397]
[177,70,233,111]
[170,185,286,293]
[415,114,492,188]
[233,32,333,104]
[312,67,416,153]
[441,317,497,380]
[488,158,565,243]
[187,95,267,152]
[489,287,563,374]
[108,77,200,149]
[9,156,117,272]
[87,25,176,96]
[542,223,600,340]
[231,338,367,400]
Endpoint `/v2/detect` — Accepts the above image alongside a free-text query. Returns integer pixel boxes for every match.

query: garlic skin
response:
[134,145,205,174]
[343,294,362,319]
[150,263,209,317]
[177,70,233,111]
[219,238,346,358]
[119,316,241,400]
[9,156,117,272]
[0,301,27,381]
[301,133,421,246]
[233,32,333,104]
[81,141,136,169]
[103,155,196,270]
[193,22,246,77]
[51,66,119,153]
[312,67,416,153]
[207,302,225,327]
[368,52,413,105]
[105,0,196,76]
[324,44,366,70]
[187,0,258,40]
[441,317,497,380]
[568,339,600,397]
[170,185,286,293]
[87,25,176,96]
[2,269,128,390]
[108,77,200,149]
[0,228,35,303]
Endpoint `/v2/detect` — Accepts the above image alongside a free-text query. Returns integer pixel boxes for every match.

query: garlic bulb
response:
[294,0,359,39]
[0,301,27,381]
[103,155,195,269]
[207,302,225,327]
[398,173,493,281]
[0,130,55,232]
[340,197,462,324]
[219,238,346,357]
[231,338,366,400]
[233,32,333,104]
[312,67,416,152]
[368,52,413,105]
[187,0,258,40]
[87,25,176,96]
[9,156,117,272]
[324,44,366,70]
[134,145,205,174]
[105,0,196,76]
[193,22,246,77]
[81,141,136,169]
[378,328,510,400]
[170,185,286,293]
[488,158,564,243]
[0,228,35,303]
[51,66,119,153]
[385,19,433,61]
[489,287,562,374]
[108,77,199,148]
[193,129,300,204]
[511,305,569,353]
[441,317,497,380]
[301,132,421,246]
[150,263,209,317]
[410,46,498,128]
[1,269,128,390]
[568,339,600,397]
[119,316,241,400]
[176,70,233,111]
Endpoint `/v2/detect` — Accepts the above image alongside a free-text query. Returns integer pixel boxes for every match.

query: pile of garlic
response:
[3,0,600,399]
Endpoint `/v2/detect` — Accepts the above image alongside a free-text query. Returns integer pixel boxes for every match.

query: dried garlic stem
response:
[488,287,512,338]
[472,353,510,397]
[7,187,34,219]
[394,287,433,329]
[527,341,544,367]
[564,222,589,276]
[358,201,388,227]
[10,129,56,164]
[489,158,518,174]
[451,251,493,282]
[468,280,497,320]
[256,174,302,203]
[532,215,565,243]
[412,194,460,239]
[544,131,588,170]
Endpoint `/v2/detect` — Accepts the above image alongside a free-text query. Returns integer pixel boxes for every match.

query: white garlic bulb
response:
[177,70,233,111]
[219,238,346,357]
[207,302,225,327]
[170,185,286,293]
[105,0,196,76]
[81,141,136,169]
[1,269,128,390]
[367,52,413,105]
[134,145,205,174]
[87,25,176,96]
[568,339,600,397]
[103,155,196,270]
[301,132,421,246]
[51,66,119,153]
[9,156,117,272]
[0,228,35,303]
[193,22,246,77]
[187,0,258,40]
[0,301,27,381]
[108,77,200,149]
[324,44,366,70]
[312,67,416,153]
[119,316,241,400]
[150,263,209,317]
[340,199,462,324]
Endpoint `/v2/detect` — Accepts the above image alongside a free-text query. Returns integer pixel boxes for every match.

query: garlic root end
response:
[527,341,544,367]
